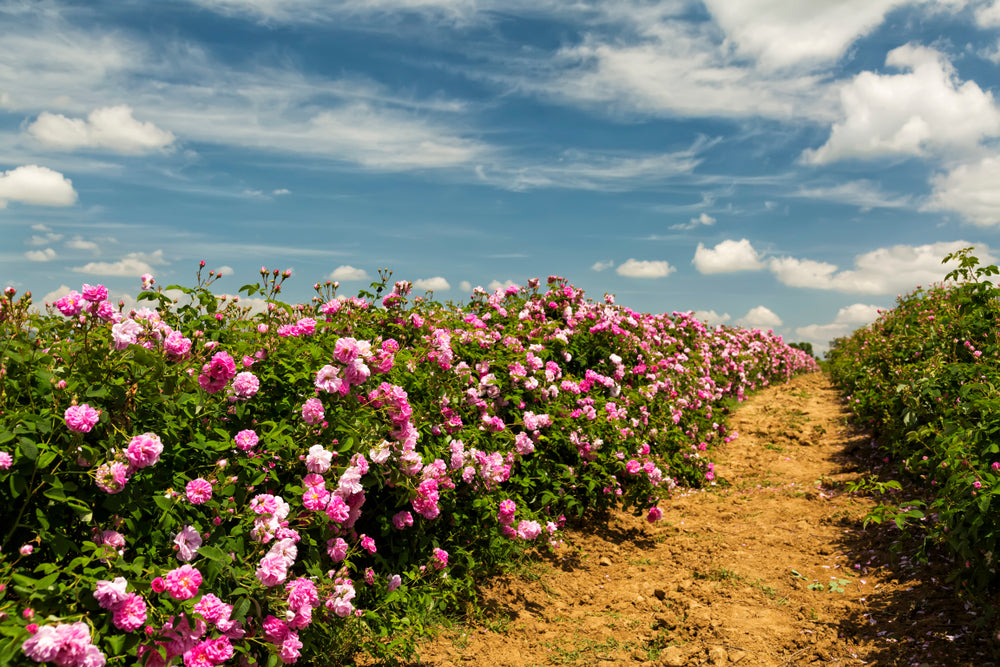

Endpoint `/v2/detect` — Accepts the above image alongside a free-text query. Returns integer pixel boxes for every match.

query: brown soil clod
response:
[409,373,999,666]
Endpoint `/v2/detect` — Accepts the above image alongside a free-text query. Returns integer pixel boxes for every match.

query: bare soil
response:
[410,373,1000,666]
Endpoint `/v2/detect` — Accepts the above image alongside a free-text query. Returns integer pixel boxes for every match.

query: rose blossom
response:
[185,478,213,505]
[125,433,163,469]
[173,526,202,562]
[65,404,100,433]
[93,578,129,610]
[81,284,108,303]
[305,445,333,473]
[111,593,146,632]
[162,565,202,600]
[301,398,325,425]
[234,429,259,451]
[0,451,12,469]
[230,371,260,399]
[95,461,129,494]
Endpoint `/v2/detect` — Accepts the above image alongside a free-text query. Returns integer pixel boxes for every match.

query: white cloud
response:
[272,188,290,195]
[796,303,883,349]
[923,155,1000,226]
[65,237,100,252]
[329,265,369,281]
[71,250,167,277]
[42,285,73,305]
[803,44,1000,164]
[26,232,63,246]
[793,180,911,210]
[769,241,992,294]
[189,0,476,23]
[692,309,731,325]
[413,276,450,291]
[27,105,176,155]
[976,0,1000,27]
[547,22,834,122]
[458,280,473,293]
[670,212,715,231]
[214,265,233,276]
[591,260,614,272]
[702,0,912,70]
[736,305,783,329]
[482,146,703,192]
[693,239,765,274]
[24,248,56,262]
[616,258,675,278]
[0,165,77,207]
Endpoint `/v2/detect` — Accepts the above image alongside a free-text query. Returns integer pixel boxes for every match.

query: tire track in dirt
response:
[410,373,996,666]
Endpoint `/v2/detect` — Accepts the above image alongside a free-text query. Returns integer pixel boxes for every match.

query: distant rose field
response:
[0,266,817,666]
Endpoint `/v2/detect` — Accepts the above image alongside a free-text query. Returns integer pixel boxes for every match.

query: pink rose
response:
[185,478,212,505]
[65,404,100,433]
[125,433,163,469]
[162,565,202,600]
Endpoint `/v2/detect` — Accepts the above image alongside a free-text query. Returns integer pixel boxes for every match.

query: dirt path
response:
[412,373,997,666]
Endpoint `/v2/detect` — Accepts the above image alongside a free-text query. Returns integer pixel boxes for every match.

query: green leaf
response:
[18,437,38,461]
[197,545,230,563]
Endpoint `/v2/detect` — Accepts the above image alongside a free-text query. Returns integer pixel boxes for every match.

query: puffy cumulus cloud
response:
[27,106,176,154]
[591,259,614,272]
[803,44,1000,164]
[796,303,884,350]
[459,280,473,293]
[691,310,731,325]
[923,155,1000,226]
[976,0,1000,27]
[214,265,233,276]
[736,305,783,329]
[42,285,72,304]
[71,250,167,277]
[24,247,56,261]
[703,0,909,70]
[692,239,765,274]
[615,258,675,278]
[670,212,715,231]
[413,276,450,291]
[0,165,77,207]
[328,265,369,281]
[768,241,993,294]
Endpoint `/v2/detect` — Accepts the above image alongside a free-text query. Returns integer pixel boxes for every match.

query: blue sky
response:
[3,0,1000,351]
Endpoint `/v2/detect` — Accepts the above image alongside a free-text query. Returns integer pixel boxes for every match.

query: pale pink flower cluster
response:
[65,404,100,433]
[250,493,291,543]
[515,520,542,540]
[0,450,12,469]
[431,547,449,570]
[285,577,320,629]
[325,577,356,618]
[21,622,106,667]
[125,432,163,469]
[256,537,297,587]
[139,614,241,667]
[314,336,375,396]
[262,615,303,663]
[93,577,147,632]
[197,351,237,394]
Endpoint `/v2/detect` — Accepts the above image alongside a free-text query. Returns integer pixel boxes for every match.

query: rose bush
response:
[828,248,1000,595]
[0,267,815,665]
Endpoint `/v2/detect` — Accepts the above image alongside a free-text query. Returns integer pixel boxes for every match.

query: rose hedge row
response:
[827,248,1000,594]
[0,268,816,666]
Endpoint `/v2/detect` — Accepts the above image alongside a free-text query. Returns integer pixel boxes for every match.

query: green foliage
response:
[828,247,1000,594]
